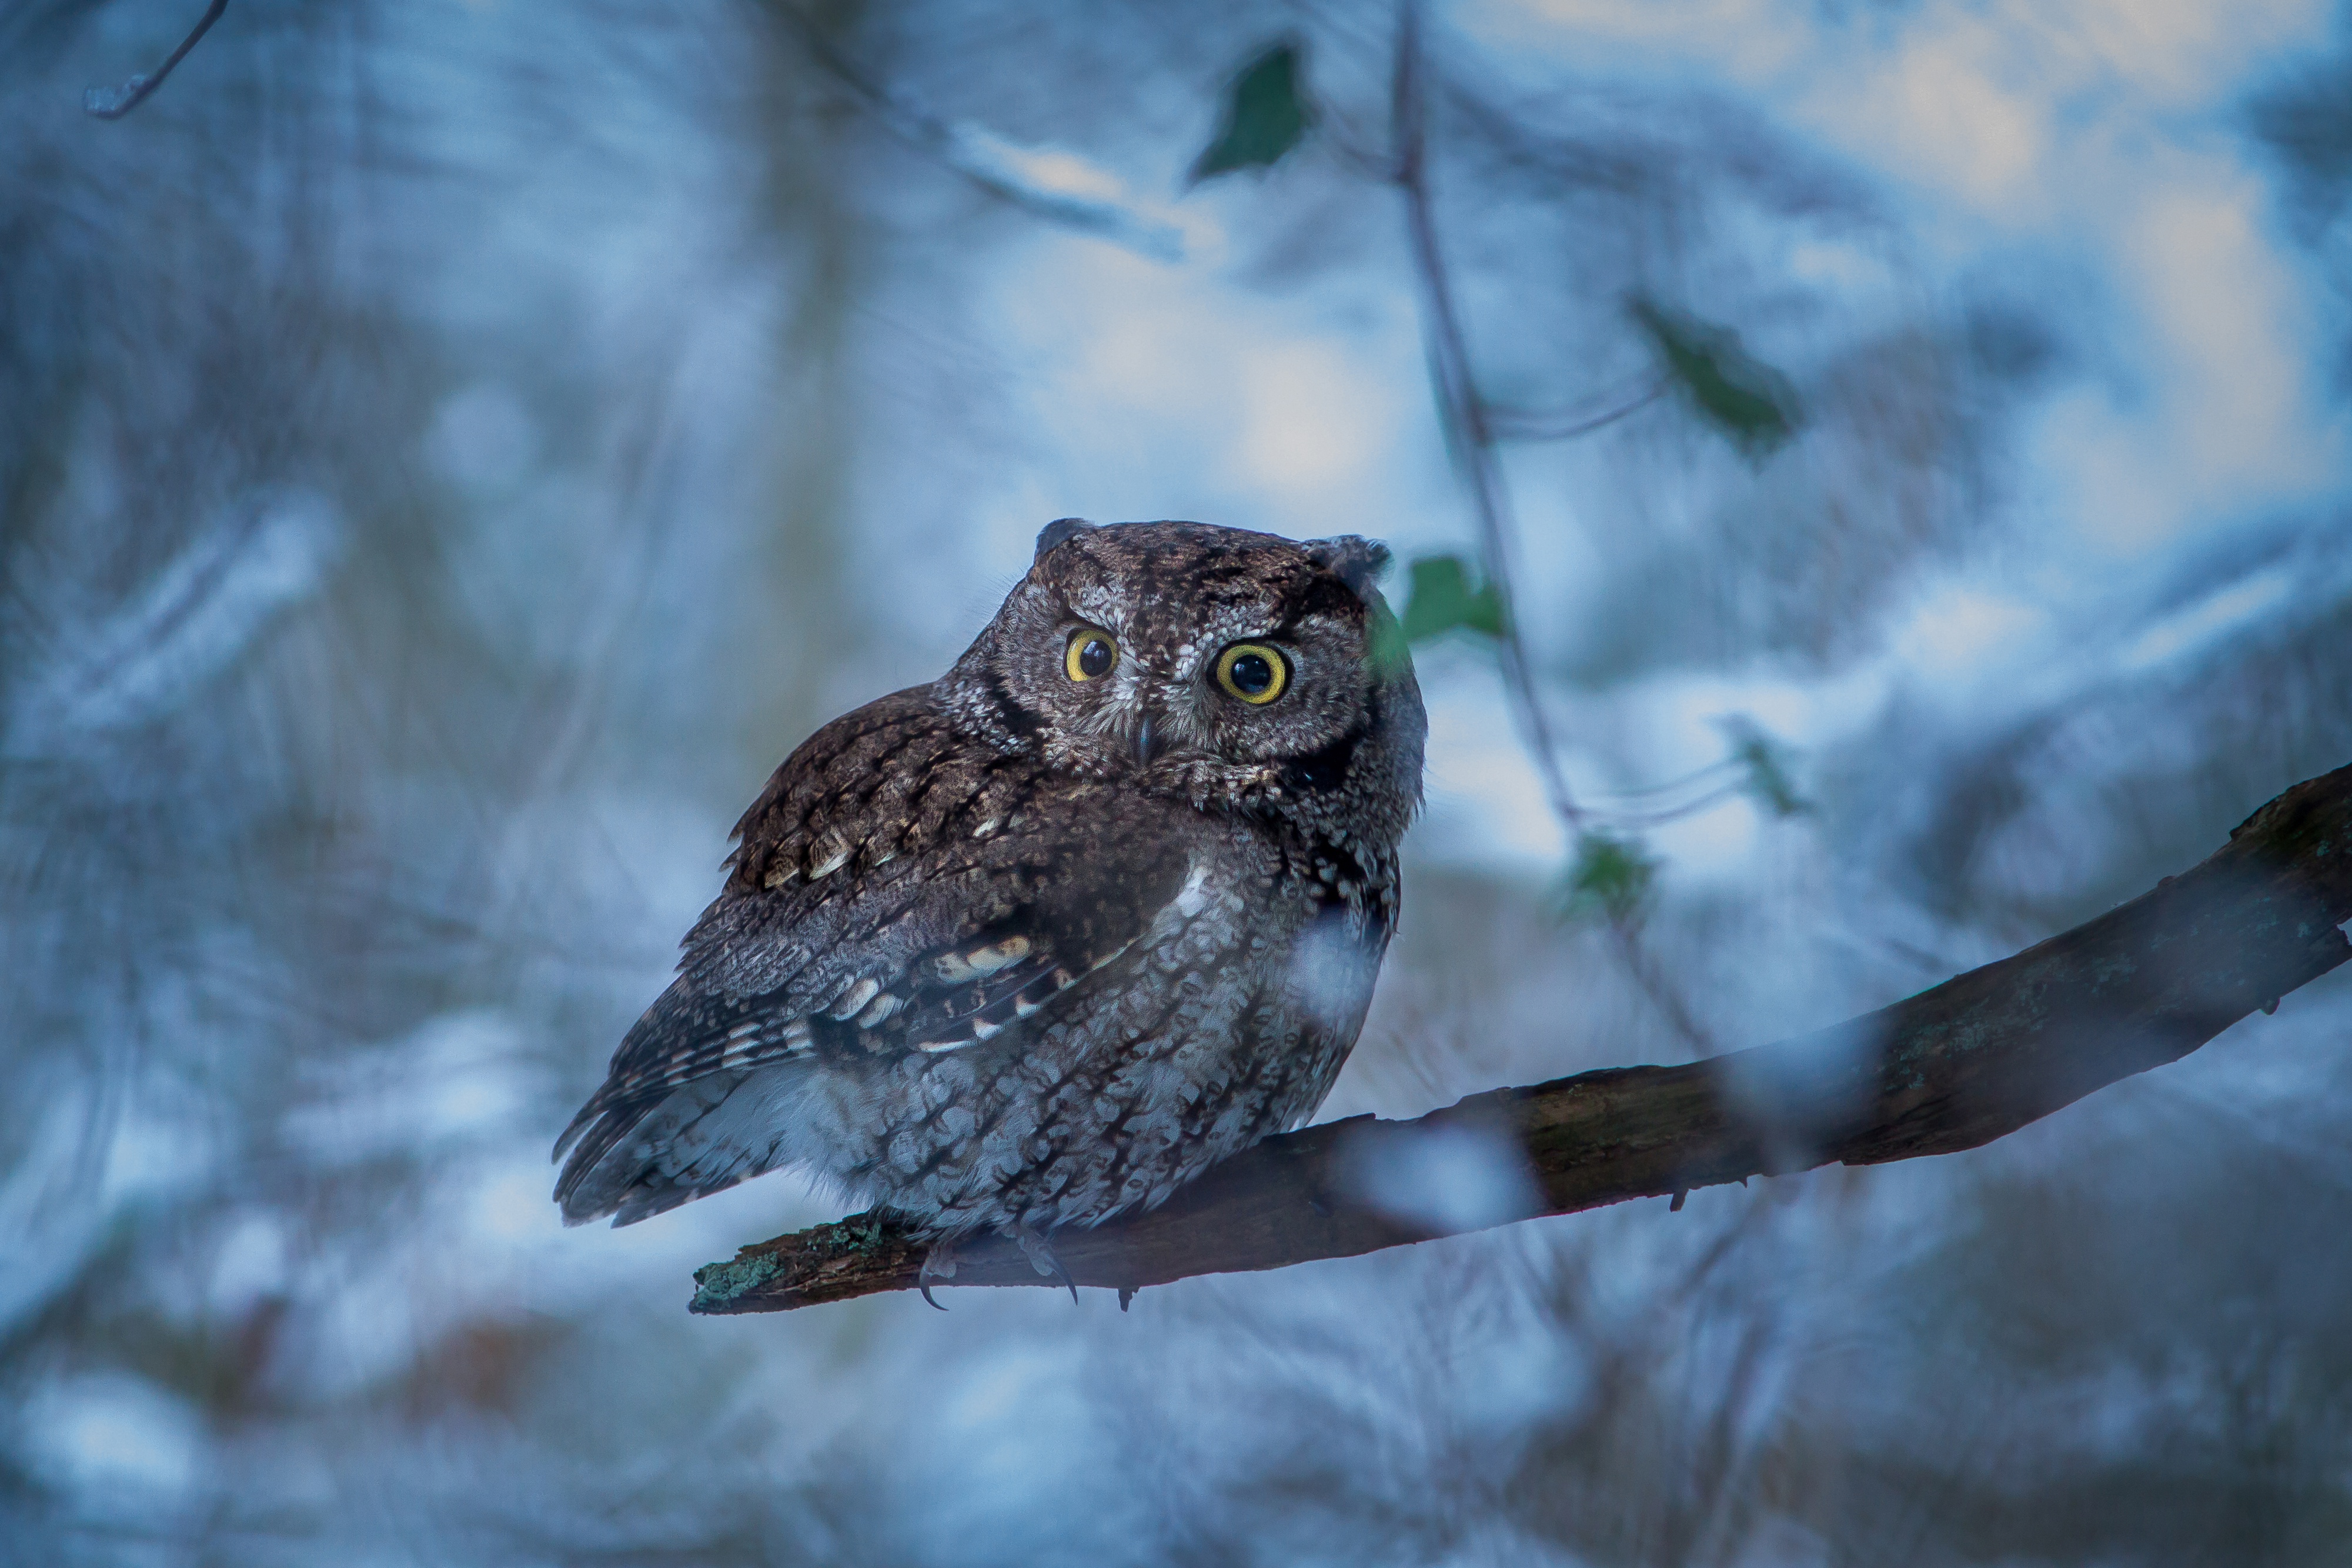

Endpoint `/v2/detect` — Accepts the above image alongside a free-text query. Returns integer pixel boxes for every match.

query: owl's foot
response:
[1015,1223,1080,1306]
[917,1239,959,1311]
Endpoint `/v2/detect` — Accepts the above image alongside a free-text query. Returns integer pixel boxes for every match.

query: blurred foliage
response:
[1552,831,1659,924]
[1188,38,1313,185]
[1396,553,1506,643]
[1629,294,1803,462]
[1720,716,1810,818]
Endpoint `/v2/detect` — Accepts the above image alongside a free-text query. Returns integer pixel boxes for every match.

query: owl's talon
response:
[1015,1224,1080,1306]
[918,1239,958,1310]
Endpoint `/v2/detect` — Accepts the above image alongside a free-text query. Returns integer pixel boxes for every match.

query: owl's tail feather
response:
[553,1071,778,1227]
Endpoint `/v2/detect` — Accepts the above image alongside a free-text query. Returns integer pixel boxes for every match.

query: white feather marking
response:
[828,977,880,1019]
[917,1035,978,1055]
[934,934,1030,984]
[855,991,903,1028]
[807,833,852,879]
[971,1017,1003,1041]
[970,935,1031,973]
[1172,859,1215,918]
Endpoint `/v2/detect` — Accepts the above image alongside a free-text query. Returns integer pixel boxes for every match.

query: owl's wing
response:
[553,691,1194,1223]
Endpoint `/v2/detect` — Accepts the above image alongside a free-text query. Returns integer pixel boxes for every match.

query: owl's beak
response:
[1133,713,1165,765]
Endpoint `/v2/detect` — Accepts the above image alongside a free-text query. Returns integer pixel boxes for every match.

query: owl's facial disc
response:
[954,520,1408,796]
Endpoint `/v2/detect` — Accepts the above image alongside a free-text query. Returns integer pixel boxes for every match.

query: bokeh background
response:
[8,1,2352,1562]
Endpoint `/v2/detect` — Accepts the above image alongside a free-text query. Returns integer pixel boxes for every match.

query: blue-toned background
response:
[6,2,2352,1562]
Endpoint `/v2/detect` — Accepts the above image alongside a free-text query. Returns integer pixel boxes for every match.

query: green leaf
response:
[1629,296,1802,462]
[1553,832,1659,924]
[1397,554,1505,644]
[1717,717,1810,818]
[1189,40,1314,185]
[1366,610,1414,679]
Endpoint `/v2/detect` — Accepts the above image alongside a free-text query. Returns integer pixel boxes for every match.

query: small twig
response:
[84,0,226,119]
[1390,1,1582,832]
[1386,5,1718,1053]
[693,761,2352,1311]
[1486,375,1671,442]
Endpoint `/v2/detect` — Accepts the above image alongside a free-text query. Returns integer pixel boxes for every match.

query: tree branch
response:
[690,761,2352,1314]
[85,0,227,120]
[1389,1,1583,835]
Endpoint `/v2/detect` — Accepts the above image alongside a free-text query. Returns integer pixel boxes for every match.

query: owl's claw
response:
[1015,1223,1080,1306]
[918,1239,958,1310]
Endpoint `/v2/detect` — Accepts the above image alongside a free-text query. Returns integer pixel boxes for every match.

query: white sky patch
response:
[1472,0,1806,83]
[2116,566,2294,673]
[282,1012,532,1168]
[950,129,1222,265]
[22,1372,202,1504]
[2026,388,2197,550]
[1649,792,1765,884]
[1833,15,2050,210]
[2045,0,2326,106]
[1231,339,1404,497]
[1890,586,2048,678]
[1579,669,1834,782]
[2032,162,2344,556]
[969,231,1452,550]
[1415,658,1571,875]
[206,1213,291,1319]
[2119,179,2340,513]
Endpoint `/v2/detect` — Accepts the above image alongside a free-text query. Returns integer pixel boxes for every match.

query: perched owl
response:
[553,519,1425,1294]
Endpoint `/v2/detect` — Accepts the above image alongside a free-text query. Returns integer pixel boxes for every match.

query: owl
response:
[553,519,1425,1298]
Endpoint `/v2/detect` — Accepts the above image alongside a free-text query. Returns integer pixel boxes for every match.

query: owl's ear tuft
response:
[1035,517,1100,562]
[1304,536,1391,601]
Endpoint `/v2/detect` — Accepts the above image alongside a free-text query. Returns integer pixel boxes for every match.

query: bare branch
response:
[1384,6,1719,1049]
[1389,1,1584,834]
[691,761,2352,1313]
[1486,375,1671,442]
[85,0,226,120]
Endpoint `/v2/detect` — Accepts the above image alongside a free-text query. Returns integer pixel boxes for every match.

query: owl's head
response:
[943,519,1425,828]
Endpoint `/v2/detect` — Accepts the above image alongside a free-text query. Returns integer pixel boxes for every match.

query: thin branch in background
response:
[1385,3,1716,1052]
[1486,373,1671,442]
[768,4,1193,262]
[84,0,227,119]
[1388,1,1582,833]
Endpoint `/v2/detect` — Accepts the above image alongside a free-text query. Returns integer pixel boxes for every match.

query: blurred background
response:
[6,1,2352,1562]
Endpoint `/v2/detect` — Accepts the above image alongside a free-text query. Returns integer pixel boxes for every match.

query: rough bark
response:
[689,762,2352,1315]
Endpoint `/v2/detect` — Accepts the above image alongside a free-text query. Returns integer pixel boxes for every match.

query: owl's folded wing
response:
[550,769,1192,1223]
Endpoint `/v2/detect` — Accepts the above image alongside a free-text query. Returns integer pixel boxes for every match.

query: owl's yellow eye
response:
[1214,643,1289,705]
[1065,630,1118,682]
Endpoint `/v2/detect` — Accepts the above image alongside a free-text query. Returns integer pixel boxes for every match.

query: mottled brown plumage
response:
[553,519,1425,1273]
